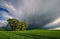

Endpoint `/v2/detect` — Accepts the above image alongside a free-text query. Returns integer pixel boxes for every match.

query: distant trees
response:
[7,18,28,31]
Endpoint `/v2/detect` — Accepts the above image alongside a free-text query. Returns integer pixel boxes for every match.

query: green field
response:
[0,30,60,39]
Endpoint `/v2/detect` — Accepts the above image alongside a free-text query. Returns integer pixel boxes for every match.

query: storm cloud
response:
[0,0,60,29]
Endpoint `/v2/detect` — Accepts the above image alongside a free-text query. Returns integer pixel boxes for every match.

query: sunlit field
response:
[0,30,60,39]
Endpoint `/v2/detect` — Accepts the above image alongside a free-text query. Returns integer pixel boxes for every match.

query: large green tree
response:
[7,18,28,31]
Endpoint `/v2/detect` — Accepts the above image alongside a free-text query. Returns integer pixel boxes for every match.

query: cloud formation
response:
[0,0,60,29]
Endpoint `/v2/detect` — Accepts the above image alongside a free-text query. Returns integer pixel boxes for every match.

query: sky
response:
[0,0,60,30]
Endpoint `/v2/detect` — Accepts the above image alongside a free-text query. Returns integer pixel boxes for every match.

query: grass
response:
[0,30,60,39]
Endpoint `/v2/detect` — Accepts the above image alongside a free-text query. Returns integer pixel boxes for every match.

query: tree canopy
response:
[7,18,28,31]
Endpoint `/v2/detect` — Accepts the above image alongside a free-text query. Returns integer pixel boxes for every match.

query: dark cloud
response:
[0,0,60,29]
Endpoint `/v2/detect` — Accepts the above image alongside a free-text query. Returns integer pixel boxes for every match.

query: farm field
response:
[0,30,60,39]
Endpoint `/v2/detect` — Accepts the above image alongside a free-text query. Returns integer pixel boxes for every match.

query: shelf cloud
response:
[0,0,60,29]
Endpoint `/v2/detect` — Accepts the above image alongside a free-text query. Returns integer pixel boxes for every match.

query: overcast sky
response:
[0,0,60,29]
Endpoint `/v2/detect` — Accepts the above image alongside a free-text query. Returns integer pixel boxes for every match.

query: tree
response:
[19,22,28,30]
[7,18,28,31]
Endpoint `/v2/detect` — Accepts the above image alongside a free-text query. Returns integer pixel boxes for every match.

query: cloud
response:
[18,0,60,29]
[0,0,60,29]
[4,3,16,12]
[1,12,13,19]
[0,1,17,19]
[44,17,60,29]
[0,20,7,27]
[48,27,60,30]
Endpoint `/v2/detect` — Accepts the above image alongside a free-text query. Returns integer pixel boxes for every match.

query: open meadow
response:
[0,30,60,39]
